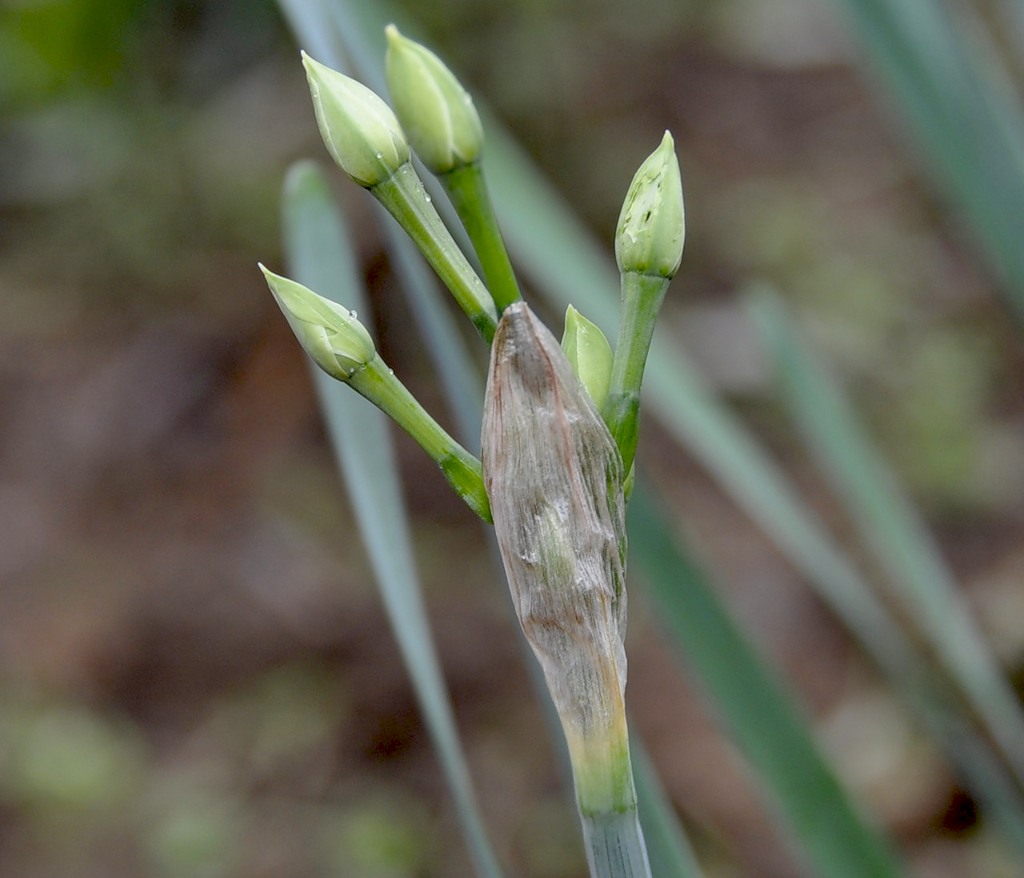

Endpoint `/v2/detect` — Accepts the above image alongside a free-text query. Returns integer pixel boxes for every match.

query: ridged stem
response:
[348,353,491,521]
[440,162,523,312]
[372,163,497,341]
[581,808,652,878]
[602,272,670,472]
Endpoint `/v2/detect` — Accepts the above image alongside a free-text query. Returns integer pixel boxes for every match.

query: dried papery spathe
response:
[482,302,633,812]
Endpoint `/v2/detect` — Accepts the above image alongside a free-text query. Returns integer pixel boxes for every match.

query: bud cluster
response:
[260,27,685,871]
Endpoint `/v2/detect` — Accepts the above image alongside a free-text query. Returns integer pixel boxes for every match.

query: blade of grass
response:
[383,217,485,452]
[749,288,1024,786]
[281,160,505,878]
[628,483,904,878]
[825,0,1024,326]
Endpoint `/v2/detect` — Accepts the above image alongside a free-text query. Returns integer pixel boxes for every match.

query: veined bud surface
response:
[260,264,376,380]
[482,302,628,760]
[384,24,484,175]
[302,52,410,188]
[615,130,685,278]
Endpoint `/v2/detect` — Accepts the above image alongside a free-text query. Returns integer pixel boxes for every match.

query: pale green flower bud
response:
[384,24,484,175]
[259,264,376,380]
[561,305,613,409]
[615,131,685,278]
[301,52,410,187]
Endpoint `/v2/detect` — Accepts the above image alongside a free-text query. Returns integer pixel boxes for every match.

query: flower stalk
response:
[370,163,498,341]
[261,266,491,521]
[385,25,522,312]
[303,51,498,341]
[439,164,522,312]
[603,132,684,474]
[266,36,684,878]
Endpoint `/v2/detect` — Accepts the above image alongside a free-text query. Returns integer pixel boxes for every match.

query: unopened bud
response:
[615,131,684,278]
[384,24,484,175]
[562,305,613,409]
[259,264,376,380]
[302,52,410,187]
[482,303,628,780]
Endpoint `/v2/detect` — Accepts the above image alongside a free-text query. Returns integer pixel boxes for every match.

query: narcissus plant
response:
[261,27,684,878]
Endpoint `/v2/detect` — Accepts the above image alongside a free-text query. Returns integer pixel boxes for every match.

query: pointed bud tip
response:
[615,132,685,278]
[258,262,281,293]
[299,49,320,77]
[259,268,377,381]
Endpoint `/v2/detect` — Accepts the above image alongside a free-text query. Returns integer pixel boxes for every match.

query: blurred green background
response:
[1,0,1023,876]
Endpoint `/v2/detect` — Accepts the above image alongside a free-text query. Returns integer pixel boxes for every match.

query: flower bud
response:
[482,303,629,785]
[615,131,685,278]
[301,52,410,187]
[259,264,376,380]
[384,24,484,175]
[562,305,613,409]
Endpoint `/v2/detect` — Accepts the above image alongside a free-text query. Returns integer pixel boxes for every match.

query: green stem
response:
[602,272,670,472]
[569,730,652,878]
[349,354,492,521]
[441,163,523,312]
[581,808,652,878]
[372,163,497,342]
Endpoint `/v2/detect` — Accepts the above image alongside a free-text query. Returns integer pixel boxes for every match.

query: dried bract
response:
[482,303,629,791]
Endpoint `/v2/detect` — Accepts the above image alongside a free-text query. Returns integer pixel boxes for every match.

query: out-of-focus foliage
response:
[0,0,138,102]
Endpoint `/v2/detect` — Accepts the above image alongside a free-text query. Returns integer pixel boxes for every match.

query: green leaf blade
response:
[749,289,1024,790]
[827,0,1024,326]
[281,159,505,878]
[629,485,905,878]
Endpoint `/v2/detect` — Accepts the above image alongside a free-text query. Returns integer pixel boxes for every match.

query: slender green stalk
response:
[259,262,491,521]
[348,352,491,521]
[372,163,497,341]
[602,272,670,473]
[382,23,521,313]
[603,132,682,474]
[441,163,522,311]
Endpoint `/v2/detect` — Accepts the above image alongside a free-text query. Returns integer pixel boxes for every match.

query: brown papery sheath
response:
[482,302,629,752]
